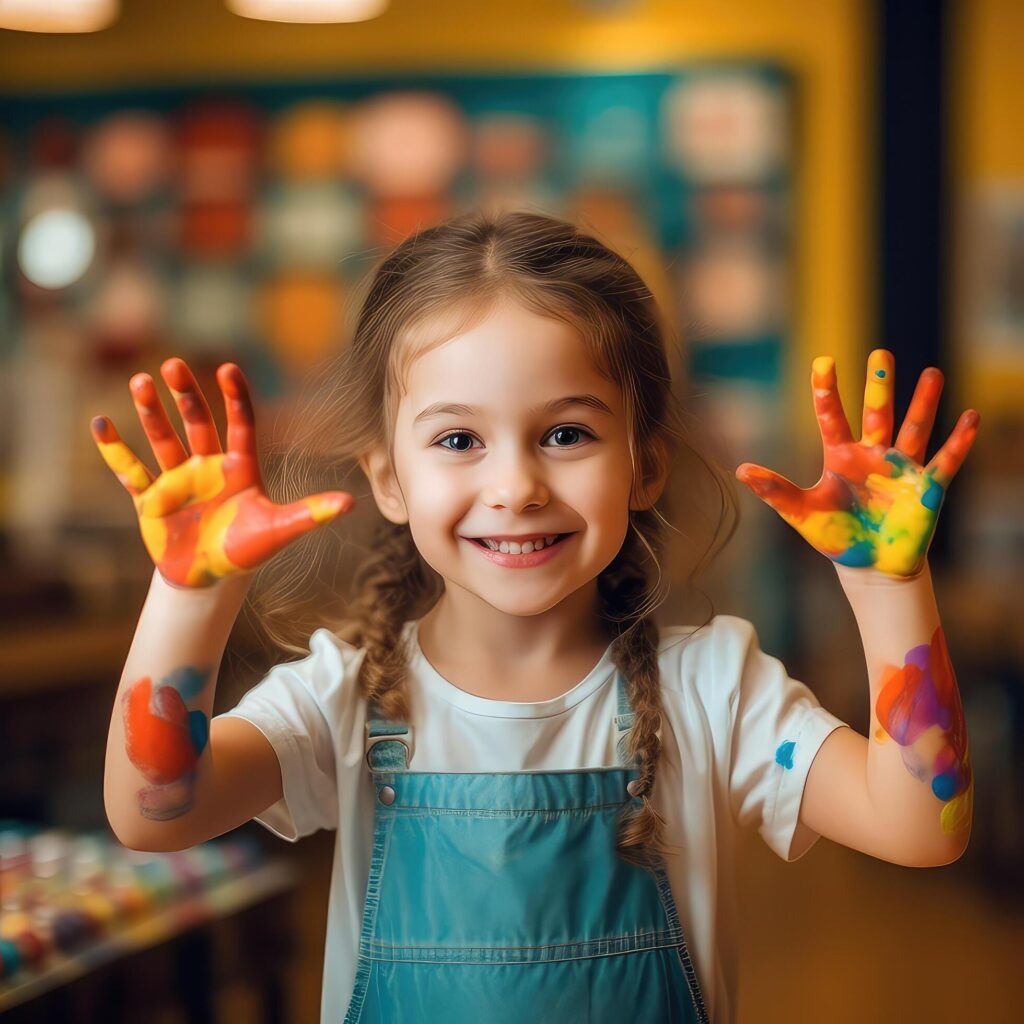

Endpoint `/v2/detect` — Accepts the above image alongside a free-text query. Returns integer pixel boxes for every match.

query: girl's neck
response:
[415,584,612,702]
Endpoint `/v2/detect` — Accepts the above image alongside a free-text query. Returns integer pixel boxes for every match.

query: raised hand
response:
[91,357,355,588]
[735,349,980,578]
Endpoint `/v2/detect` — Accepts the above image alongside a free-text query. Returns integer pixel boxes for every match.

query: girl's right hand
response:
[91,356,355,589]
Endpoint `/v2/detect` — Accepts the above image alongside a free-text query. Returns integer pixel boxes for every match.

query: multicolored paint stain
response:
[775,740,796,770]
[91,358,352,588]
[736,350,980,578]
[873,626,972,834]
[122,666,211,821]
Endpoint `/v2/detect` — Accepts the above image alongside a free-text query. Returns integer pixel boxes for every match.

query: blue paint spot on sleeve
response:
[775,740,796,770]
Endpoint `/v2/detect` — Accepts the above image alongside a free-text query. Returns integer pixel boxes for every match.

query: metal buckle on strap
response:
[364,723,414,771]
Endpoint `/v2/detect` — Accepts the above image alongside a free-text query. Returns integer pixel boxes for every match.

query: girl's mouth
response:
[465,532,575,568]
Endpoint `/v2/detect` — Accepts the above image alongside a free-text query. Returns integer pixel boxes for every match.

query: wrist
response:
[833,557,931,591]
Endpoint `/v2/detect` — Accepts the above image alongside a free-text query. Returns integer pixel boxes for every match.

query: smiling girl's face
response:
[362,296,650,622]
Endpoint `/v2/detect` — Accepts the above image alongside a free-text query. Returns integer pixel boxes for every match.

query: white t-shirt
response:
[217,614,848,1024]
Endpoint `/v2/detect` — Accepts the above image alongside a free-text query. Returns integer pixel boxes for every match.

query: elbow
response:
[902,832,971,869]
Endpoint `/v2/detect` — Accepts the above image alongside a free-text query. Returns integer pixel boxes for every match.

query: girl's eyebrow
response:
[413,394,613,425]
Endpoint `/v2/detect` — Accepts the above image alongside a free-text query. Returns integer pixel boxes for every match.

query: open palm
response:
[91,357,354,588]
[736,350,980,577]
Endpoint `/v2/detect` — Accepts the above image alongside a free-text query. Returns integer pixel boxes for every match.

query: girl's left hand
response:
[735,349,980,578]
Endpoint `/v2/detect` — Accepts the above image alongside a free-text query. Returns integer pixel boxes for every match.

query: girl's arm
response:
[737,350,978,867]
[92,357,354,852]
[104,569,283,852]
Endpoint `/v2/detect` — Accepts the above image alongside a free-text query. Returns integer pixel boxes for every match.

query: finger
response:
[925,409,980,489]
[736,463,805,518]
[129,372,189,472]
[810,356,854,448]
[217,363,258,461]
[90,415,156,497]
[894,366,943,464]
[160,357,223,457]
[861,348,895,448]
[236,491,357,568]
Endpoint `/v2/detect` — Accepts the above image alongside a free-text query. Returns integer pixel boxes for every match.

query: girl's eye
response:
[434,426,595,453]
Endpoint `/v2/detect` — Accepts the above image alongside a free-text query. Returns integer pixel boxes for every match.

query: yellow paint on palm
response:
[94,437,152,493]
[867,469,937,575]
[136,456,229,518]
[139,516,168,564]
[200,495,246,580]
[780,507,868,558]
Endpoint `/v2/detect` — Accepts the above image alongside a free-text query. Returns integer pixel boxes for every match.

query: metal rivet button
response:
[626,779,644,798]
[378,785,396,805]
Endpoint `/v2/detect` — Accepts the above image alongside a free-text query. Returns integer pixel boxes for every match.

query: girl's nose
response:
[481,458,550,512]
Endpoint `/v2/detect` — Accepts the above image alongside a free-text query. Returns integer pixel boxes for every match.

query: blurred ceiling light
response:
[18,208,96,289]
[226,0,388,23]
[0,0,118,33]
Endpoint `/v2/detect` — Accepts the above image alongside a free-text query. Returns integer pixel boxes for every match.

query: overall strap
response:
[614,670,640,768]
[365,701,413,772]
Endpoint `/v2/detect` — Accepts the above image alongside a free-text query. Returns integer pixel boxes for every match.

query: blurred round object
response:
[86,258,165,361]
[349,91,468,198]
[179,202,251,256]
[0,937,21,979]
[662,74,787,184]
[258,182,363,269]
[0,0,118,33]
[269,100,351,179]
[172,264,252,346]
[28,116,79,169]
[18,207,96,289]
[685,241,785,340]
[572,99,648,186]
[177,100,262,203]
[82,111,171,203]
[473,113,547,179]
[695,187,770,231]
[365,194,454,247]
[227,0,388,22]
[260,273,343,373]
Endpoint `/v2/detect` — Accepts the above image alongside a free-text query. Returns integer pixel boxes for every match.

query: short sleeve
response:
[216,628,360,842]
[718,616,849,862]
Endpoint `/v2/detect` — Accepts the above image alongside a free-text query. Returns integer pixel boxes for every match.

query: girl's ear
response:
[358,448,409,525]
[629,435,671,512]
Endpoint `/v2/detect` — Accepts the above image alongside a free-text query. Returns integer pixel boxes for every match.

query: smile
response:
[464,532,575,567]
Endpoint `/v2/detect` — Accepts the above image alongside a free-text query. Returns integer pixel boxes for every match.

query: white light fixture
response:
[18,208,97,289]
[0,0,119,33]
[226,0,388,23]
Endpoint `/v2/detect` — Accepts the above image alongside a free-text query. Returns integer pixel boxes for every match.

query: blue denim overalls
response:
[343,668,709,1023]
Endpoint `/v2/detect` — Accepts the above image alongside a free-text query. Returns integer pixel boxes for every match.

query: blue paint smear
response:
[874,368,887,379]
[164,666,209,702]
[835,540,874,567]
[189,711,209,756]
[921,478,944,511]
[775,740,796,770]
[932,772,957,801]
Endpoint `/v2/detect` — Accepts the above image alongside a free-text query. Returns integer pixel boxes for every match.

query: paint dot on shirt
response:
[775,740,796,770]
[875,368,887,379]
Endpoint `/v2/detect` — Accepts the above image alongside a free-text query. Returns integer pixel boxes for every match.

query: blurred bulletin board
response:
[0,68,795,640]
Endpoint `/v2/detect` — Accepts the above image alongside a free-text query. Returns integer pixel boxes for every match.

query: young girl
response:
[91,211,978,1024]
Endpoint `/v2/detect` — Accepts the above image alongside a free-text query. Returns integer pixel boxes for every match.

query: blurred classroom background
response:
[0,0,1021,1021]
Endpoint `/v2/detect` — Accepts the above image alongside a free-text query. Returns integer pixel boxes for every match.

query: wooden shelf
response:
[0,859,298,1012]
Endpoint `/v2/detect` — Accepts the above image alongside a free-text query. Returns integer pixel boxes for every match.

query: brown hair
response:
[243,209,738,869]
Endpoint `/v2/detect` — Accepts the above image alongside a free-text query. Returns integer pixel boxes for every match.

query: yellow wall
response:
[953,0,1024,417]
[1,0,872,457]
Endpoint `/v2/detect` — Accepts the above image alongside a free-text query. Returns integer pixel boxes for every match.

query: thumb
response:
[735,463,805,518]
[260,490,357,555]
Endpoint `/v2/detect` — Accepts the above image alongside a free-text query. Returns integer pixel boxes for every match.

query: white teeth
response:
[481,534,558,554]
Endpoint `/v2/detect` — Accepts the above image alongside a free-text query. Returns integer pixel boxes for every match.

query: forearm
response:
[104,567,252,849]
[836,560,972,865]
